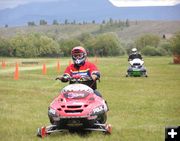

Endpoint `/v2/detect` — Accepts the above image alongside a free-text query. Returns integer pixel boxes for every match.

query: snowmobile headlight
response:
[49,108,56,115]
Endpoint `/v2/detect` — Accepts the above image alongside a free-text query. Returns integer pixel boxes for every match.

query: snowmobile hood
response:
[61,84,94,94]
[129,58,144,66]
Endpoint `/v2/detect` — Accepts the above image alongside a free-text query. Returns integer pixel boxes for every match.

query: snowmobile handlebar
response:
[55,75,96,83]
[70,75,92,82]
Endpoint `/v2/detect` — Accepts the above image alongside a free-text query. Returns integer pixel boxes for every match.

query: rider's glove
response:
[61,75,70,82]
[91,71,100,81]
[56,74,70,82]
[91,74,98,81]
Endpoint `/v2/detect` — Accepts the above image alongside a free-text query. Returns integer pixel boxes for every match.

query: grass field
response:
[0,57,179,141]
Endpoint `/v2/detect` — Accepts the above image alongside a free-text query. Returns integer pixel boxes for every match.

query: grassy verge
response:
[0,57,179,141]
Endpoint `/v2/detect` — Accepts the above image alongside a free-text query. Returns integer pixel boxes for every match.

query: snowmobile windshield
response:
[61,84,94,93]
[63,91,89,99]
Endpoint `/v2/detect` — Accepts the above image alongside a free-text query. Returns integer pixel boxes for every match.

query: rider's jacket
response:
[64,61,100,90]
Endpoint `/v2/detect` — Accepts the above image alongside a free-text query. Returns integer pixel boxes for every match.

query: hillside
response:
[0,21,180,42]
[0,0,180,26]
[116,21,180,42]
[0,24,99,40]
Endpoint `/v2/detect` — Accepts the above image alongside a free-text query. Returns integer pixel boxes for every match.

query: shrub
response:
[123,41,135,55]
[0,38,13,56]
[135,34,160,50]
[159,41,172,55]
[141,46,161,56]
[58,39,82,56]
[10,33,60,57]
[170,32,180,55]
[156,47,168,56]
[86,33,125,56]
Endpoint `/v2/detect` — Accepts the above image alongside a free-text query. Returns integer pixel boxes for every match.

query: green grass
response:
[0,57,180,141]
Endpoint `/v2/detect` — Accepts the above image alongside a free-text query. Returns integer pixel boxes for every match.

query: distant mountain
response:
[0,0,180,26]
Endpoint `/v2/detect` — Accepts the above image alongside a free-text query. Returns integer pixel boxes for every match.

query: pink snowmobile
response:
[37,75,111,138]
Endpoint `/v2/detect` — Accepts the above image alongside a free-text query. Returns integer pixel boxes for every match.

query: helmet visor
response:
[72,53,84,59]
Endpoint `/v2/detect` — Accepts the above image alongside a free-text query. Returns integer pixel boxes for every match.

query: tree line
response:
[0,30,180,58]
[126,34,173,56]
[26,18,130,27]
[0,32,125,57]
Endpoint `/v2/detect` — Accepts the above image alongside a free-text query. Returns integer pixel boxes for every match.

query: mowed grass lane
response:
[0,57,179,141]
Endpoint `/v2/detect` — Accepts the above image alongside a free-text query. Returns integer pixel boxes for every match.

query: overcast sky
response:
[0,0,58,10]
[0,0,180,10]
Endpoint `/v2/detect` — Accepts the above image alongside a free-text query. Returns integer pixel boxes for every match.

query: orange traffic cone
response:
[94,56,98,64]
[14,63,19,80]
[1,60,6,69]
[69,60,72,66]
[42,64,47,75]
[57,61,60,73]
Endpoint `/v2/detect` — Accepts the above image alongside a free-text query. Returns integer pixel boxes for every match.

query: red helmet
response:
[71,46,87,66]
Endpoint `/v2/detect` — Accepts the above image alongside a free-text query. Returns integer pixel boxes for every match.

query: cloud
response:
[0,0,59,10]
[109,0,180,7]
[0,0,179,10]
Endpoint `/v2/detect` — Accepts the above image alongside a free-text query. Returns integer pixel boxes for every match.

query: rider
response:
[127,48,147,76]
[128,48,143,61]
[57,46,102,97]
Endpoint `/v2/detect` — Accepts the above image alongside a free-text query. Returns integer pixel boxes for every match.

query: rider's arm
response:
[128,54,133,61]
[56,65,71,82]
[138,54,143,60]
[61,65,72,82]
[89,63,100,81]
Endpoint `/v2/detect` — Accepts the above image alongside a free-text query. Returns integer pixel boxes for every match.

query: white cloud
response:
[0,0,179,10]
[109,0,180,7]
[0,0,59,10]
